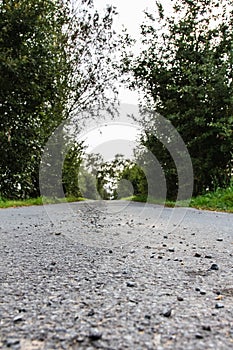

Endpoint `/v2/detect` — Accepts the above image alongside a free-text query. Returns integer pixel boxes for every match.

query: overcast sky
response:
[81,1,174,158]
[94,0,173,36]
[93,0,173,104]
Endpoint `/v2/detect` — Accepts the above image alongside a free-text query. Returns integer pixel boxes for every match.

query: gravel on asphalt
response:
[0,200,232,349]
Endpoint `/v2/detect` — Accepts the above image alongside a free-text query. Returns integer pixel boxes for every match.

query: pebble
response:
[215,303,224,309]
[6,339,20,346]
[87,309,95,316]
[200,290,206,295]
[195,333,204,339]
[88,329,102,341]
[214,290,221,295]
[144,314,151,319]
[210,263,219,271]
[13,315,24,323]
[194,253,201,258]
[162,309,172,317]
[126,281,137,288]
[168,248,175,252]
[202,325,211,331]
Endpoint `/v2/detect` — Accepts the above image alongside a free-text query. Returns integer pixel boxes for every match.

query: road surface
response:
[0,201,233,349]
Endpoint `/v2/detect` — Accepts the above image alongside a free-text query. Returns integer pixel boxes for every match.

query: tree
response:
[77,166,99,199]
[0,0,68,198]
[124,0,233,196]
[0,0,121,199]
[117,162,147,198]
[62,142,85,198]
[92,154,133,200]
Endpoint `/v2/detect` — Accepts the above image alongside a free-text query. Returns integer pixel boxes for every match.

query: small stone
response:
[6,339,20,346]
[158,256,163,259]
[210,263,219,271]
[215,303,224,309]
[177,296,184,301]
[54,232,61,236]
[204,255,212,259]
[88,329,102,341]
[216,238,223,242]
[126,281,136,288]
[194,253,201,258]
[202,325,211,331]
[200,290,206,295]
[214,290,221,295]
[109,249,113,254]
[87,309,95,316]
[162,309,172,317]
[76,336,85,343]
[13,315,24,323]
[195,287,201,292]
[195,333,204,339]
[144,314,151,319]
[168,248,175,252]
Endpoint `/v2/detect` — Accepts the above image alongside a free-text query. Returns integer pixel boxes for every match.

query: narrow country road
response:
[0,201,233,349]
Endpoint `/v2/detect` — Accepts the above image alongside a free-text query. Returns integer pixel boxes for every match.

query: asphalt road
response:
[0,201,233,349]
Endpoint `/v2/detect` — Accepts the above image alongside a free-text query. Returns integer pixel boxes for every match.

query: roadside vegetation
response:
[189,186,233,212]
[123,184,233,213]
[0,196,85,209]
[1,184,232,213]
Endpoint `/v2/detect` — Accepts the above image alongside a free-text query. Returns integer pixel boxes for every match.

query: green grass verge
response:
[0,196,85,209]
[121,195,190,208]
[122,186,233,213]
[1,186,233,212]
[189,186,233,212]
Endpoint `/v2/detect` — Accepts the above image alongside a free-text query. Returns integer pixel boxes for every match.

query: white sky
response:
[81,1,174,155]
[93,0,173,104]
[94,0,173,37]
[78,104,143,160]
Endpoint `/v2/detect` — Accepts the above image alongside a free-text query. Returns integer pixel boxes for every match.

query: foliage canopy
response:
[123,0,233,197]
